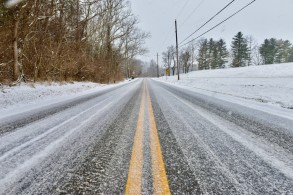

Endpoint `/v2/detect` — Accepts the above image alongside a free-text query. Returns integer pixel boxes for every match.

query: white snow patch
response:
[4,0,24,8]
[156,63,293,110]
[0,80,133,118]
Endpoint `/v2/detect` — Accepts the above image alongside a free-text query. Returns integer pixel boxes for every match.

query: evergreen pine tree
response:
[246,36,254,66]
[274,40,283,64]
[211,43,218,69]
[197,39,209,70]
[259,38,277,64]
[259,39,270,64]
[279,40,292,63]
[207,38,215,69]
[231,32,249,67]
[217,39,228,68]
[289,46,293,62]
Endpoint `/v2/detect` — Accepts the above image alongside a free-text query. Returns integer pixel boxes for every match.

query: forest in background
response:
[159,31,293,76]
[0,0,149,84]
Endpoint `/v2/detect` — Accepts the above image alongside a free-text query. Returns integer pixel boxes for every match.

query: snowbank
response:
[0,80,129,116]
[156,63,293,109]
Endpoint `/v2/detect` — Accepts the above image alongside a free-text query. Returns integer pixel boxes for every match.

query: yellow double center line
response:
[125,83,145,194]
[126,82,170,195]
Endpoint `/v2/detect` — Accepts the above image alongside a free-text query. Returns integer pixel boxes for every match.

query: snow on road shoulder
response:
[155,63,293,118]
[0,80,132,118]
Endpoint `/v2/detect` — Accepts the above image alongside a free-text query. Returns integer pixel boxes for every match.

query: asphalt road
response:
[0,78,293,194]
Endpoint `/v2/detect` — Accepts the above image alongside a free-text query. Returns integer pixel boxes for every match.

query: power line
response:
[161,28,175,50]
[161,0,191,50]
[178,0,206,30]
[176,0,192,19]
[179,0,256,48]
[179,0,236,45]
[161,0,205,53]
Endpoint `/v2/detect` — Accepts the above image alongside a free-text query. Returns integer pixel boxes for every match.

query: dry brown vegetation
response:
[0,0,149,84]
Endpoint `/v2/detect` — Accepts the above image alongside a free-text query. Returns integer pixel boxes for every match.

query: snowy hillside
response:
[157,63,293,109]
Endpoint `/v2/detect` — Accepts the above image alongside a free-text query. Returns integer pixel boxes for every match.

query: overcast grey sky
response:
[130,0,293,62]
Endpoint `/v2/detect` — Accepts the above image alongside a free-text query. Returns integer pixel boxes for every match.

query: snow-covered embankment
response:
[0,81,130,117]
[156,63,293,109]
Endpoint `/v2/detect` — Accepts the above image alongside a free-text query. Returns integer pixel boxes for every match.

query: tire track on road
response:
[148,81,201,194]
[0,81,134,135]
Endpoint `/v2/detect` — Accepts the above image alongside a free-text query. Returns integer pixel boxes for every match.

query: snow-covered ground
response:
[0,80,132,118]
[156,63,293,110]
[1,63,292,120]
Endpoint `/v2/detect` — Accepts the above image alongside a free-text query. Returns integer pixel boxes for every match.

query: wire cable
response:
[179,0,256,48]
[178,0,206,29]
[179,0,236,45]
[176,0,192,19]
[161,0,191,50]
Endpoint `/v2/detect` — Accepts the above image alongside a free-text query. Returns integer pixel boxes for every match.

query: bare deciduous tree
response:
[0,0,150,84]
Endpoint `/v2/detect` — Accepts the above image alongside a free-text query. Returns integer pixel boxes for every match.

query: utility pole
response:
[168,51,171,76]
[157,53,159,78]
[175,19,180,80]
[191,43,194,72]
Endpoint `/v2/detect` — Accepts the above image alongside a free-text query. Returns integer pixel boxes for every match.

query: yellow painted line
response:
[146,86,171,195]
[125,82,145,195]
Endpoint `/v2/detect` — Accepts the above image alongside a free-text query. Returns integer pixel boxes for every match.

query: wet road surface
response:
[0,78,293,194]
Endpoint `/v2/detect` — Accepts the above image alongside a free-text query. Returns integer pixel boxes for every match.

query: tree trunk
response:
[13,15,20,81]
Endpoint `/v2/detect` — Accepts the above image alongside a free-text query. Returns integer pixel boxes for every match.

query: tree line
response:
[162,31,293,74]
[0,0,149,84]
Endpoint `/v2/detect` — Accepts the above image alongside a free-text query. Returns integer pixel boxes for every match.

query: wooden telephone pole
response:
[157,53,159,77]
[168,51,171,76]
[175,20,180,80]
